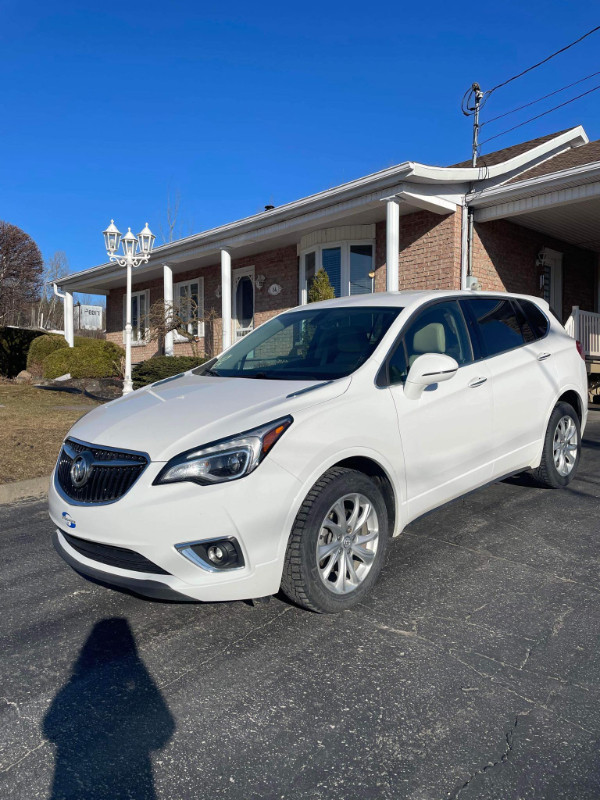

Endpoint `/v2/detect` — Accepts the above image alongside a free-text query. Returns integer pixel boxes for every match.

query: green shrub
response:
[132,356,206,389]
[42,348,74,380]
[41,340,124,380]
[308,269,335,303]
[69,341,124,379]
[0,327,45,377]
[26,333,68,375]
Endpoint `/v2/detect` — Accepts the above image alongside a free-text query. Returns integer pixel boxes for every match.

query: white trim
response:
[386,199,400,292]
[473,179,600,222]
[299,239,375,303]
[298,224,376,252]
[395,188,456,215]
[470,162,600,210]
[55,127,589,293]
[173,276,205,340]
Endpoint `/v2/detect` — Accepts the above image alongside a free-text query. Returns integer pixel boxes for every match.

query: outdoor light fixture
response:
[103,219,155,395]
[103,220,122,255]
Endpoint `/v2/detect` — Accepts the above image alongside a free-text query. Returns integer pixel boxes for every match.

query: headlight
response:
[153,416,293,486]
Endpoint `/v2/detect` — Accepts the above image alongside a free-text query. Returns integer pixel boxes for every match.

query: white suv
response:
[49,291,587,613]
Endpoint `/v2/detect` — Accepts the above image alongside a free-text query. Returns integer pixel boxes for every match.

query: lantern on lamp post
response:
[103,220,155,395]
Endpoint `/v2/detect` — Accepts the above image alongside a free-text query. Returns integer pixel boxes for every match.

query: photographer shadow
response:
[43,617,175,800]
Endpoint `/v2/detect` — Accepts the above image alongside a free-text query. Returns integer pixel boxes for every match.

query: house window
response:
[123,290,149,344]
[300,241,374,303]
[174,278,204,340]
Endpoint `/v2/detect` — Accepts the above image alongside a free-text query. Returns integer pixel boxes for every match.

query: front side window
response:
[404,301,473,369]
[301,242,374,302]
[200,306,401,381]
[466,298,525,357]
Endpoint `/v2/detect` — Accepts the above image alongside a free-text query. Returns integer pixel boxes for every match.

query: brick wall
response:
[472,218,598,321]
[106,245,298,363]
[398,209,463,290]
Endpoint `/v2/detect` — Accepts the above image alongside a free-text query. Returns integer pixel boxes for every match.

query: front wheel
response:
[532,402,581,488]
[281,467,389,613]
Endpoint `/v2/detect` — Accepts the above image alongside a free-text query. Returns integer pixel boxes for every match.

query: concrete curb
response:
[0,476,49,505]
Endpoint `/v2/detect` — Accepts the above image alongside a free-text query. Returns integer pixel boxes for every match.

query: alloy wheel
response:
[553,415,578,477]
[316,493,379,595]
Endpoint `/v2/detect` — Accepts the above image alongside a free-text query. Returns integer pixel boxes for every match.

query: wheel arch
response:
[557,389,584,424]
[333,456,397,538]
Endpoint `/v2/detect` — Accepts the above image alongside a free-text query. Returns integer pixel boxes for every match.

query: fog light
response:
[207,541,236,565]
[176,537,245,571]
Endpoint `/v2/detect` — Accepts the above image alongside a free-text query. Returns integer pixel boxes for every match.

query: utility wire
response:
[486,24,600,95]
[479,83,600,145]
[481,69,600,127]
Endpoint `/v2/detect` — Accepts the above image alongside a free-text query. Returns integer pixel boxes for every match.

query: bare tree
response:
[36,251,69,330]
[147,296,219,359]
[159,188,195,243]
[0,221,44,327]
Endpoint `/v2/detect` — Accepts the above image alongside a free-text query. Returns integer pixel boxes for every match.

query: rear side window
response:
[466,298,525,357]
[520,300,550,339]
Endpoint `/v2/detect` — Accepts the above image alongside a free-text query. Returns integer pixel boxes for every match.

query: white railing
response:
[565,306,600,358]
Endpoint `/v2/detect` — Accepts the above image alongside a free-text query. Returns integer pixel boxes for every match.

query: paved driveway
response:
[2,409,599,799]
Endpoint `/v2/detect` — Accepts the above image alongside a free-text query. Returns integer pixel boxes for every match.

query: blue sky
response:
[2,1,599,288]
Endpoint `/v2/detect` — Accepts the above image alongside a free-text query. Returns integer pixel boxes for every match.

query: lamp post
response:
[103,220,155,395]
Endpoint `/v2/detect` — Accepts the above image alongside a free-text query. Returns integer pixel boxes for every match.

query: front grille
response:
[56,438,149,504]
[61,530,169,575]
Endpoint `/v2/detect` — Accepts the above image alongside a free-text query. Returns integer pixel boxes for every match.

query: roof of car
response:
[288,289,549,311]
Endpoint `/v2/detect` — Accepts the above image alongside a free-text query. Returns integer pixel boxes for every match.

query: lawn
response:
[0,384,101,484]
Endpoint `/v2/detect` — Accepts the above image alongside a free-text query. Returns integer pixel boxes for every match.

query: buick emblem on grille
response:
[70,450,94,487]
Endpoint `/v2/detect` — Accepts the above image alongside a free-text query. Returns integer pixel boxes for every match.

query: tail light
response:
[575,341,585,361]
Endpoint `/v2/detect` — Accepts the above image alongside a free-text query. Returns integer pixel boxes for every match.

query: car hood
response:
[66,373,350,461]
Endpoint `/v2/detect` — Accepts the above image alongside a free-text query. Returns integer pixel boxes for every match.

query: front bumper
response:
[49,456,301,602]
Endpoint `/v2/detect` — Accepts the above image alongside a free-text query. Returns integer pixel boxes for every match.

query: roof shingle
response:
[505,139,600,184]
[448,129,574,168]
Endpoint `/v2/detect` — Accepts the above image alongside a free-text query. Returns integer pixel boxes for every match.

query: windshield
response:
[195,306,402,381]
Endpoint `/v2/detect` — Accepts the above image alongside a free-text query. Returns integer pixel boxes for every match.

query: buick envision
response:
[49,291,587,612]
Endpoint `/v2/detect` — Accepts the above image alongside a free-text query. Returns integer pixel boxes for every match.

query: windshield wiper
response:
[203,368,222,377]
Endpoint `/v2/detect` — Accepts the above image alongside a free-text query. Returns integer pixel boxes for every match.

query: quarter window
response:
[467,298,525,357]
[520,300,549,340]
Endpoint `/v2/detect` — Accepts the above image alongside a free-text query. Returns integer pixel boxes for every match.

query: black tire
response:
[532,401,581,489]
[281,467,389,613]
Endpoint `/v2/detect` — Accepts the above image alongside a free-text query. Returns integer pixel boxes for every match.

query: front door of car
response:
[461,297,558,477]
[386,300,494,522]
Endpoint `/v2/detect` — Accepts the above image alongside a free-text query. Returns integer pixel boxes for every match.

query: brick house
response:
[56,126,600,366]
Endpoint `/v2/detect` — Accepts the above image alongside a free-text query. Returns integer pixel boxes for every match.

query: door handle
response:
[468,377,488,388]
[537,352,552,361]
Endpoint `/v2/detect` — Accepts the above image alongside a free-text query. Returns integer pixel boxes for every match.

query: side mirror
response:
[404,353,459,400]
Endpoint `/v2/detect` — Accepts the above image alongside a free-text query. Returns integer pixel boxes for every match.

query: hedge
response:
[27,334,68,375]
[0,327,45,377]
[27,333,110,376]
[132,356,206,389]
[41,340,124,380]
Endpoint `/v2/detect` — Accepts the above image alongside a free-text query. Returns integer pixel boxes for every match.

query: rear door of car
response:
[460,296,558,478]
[385,298,494,522]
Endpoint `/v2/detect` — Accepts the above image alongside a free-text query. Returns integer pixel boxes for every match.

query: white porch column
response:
[163,263,174,357]
[64,291,74,347]
[220,248,232,350]
[386,198,400,292]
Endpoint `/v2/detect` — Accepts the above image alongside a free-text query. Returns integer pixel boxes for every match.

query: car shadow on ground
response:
[42,617,175,800]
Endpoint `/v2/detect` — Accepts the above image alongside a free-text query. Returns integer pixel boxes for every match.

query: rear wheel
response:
[281,467,389,613]
[532,402,581,488]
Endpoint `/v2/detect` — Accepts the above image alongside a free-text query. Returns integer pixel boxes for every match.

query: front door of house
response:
[233,266,255,340]
[542,248,563,321]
